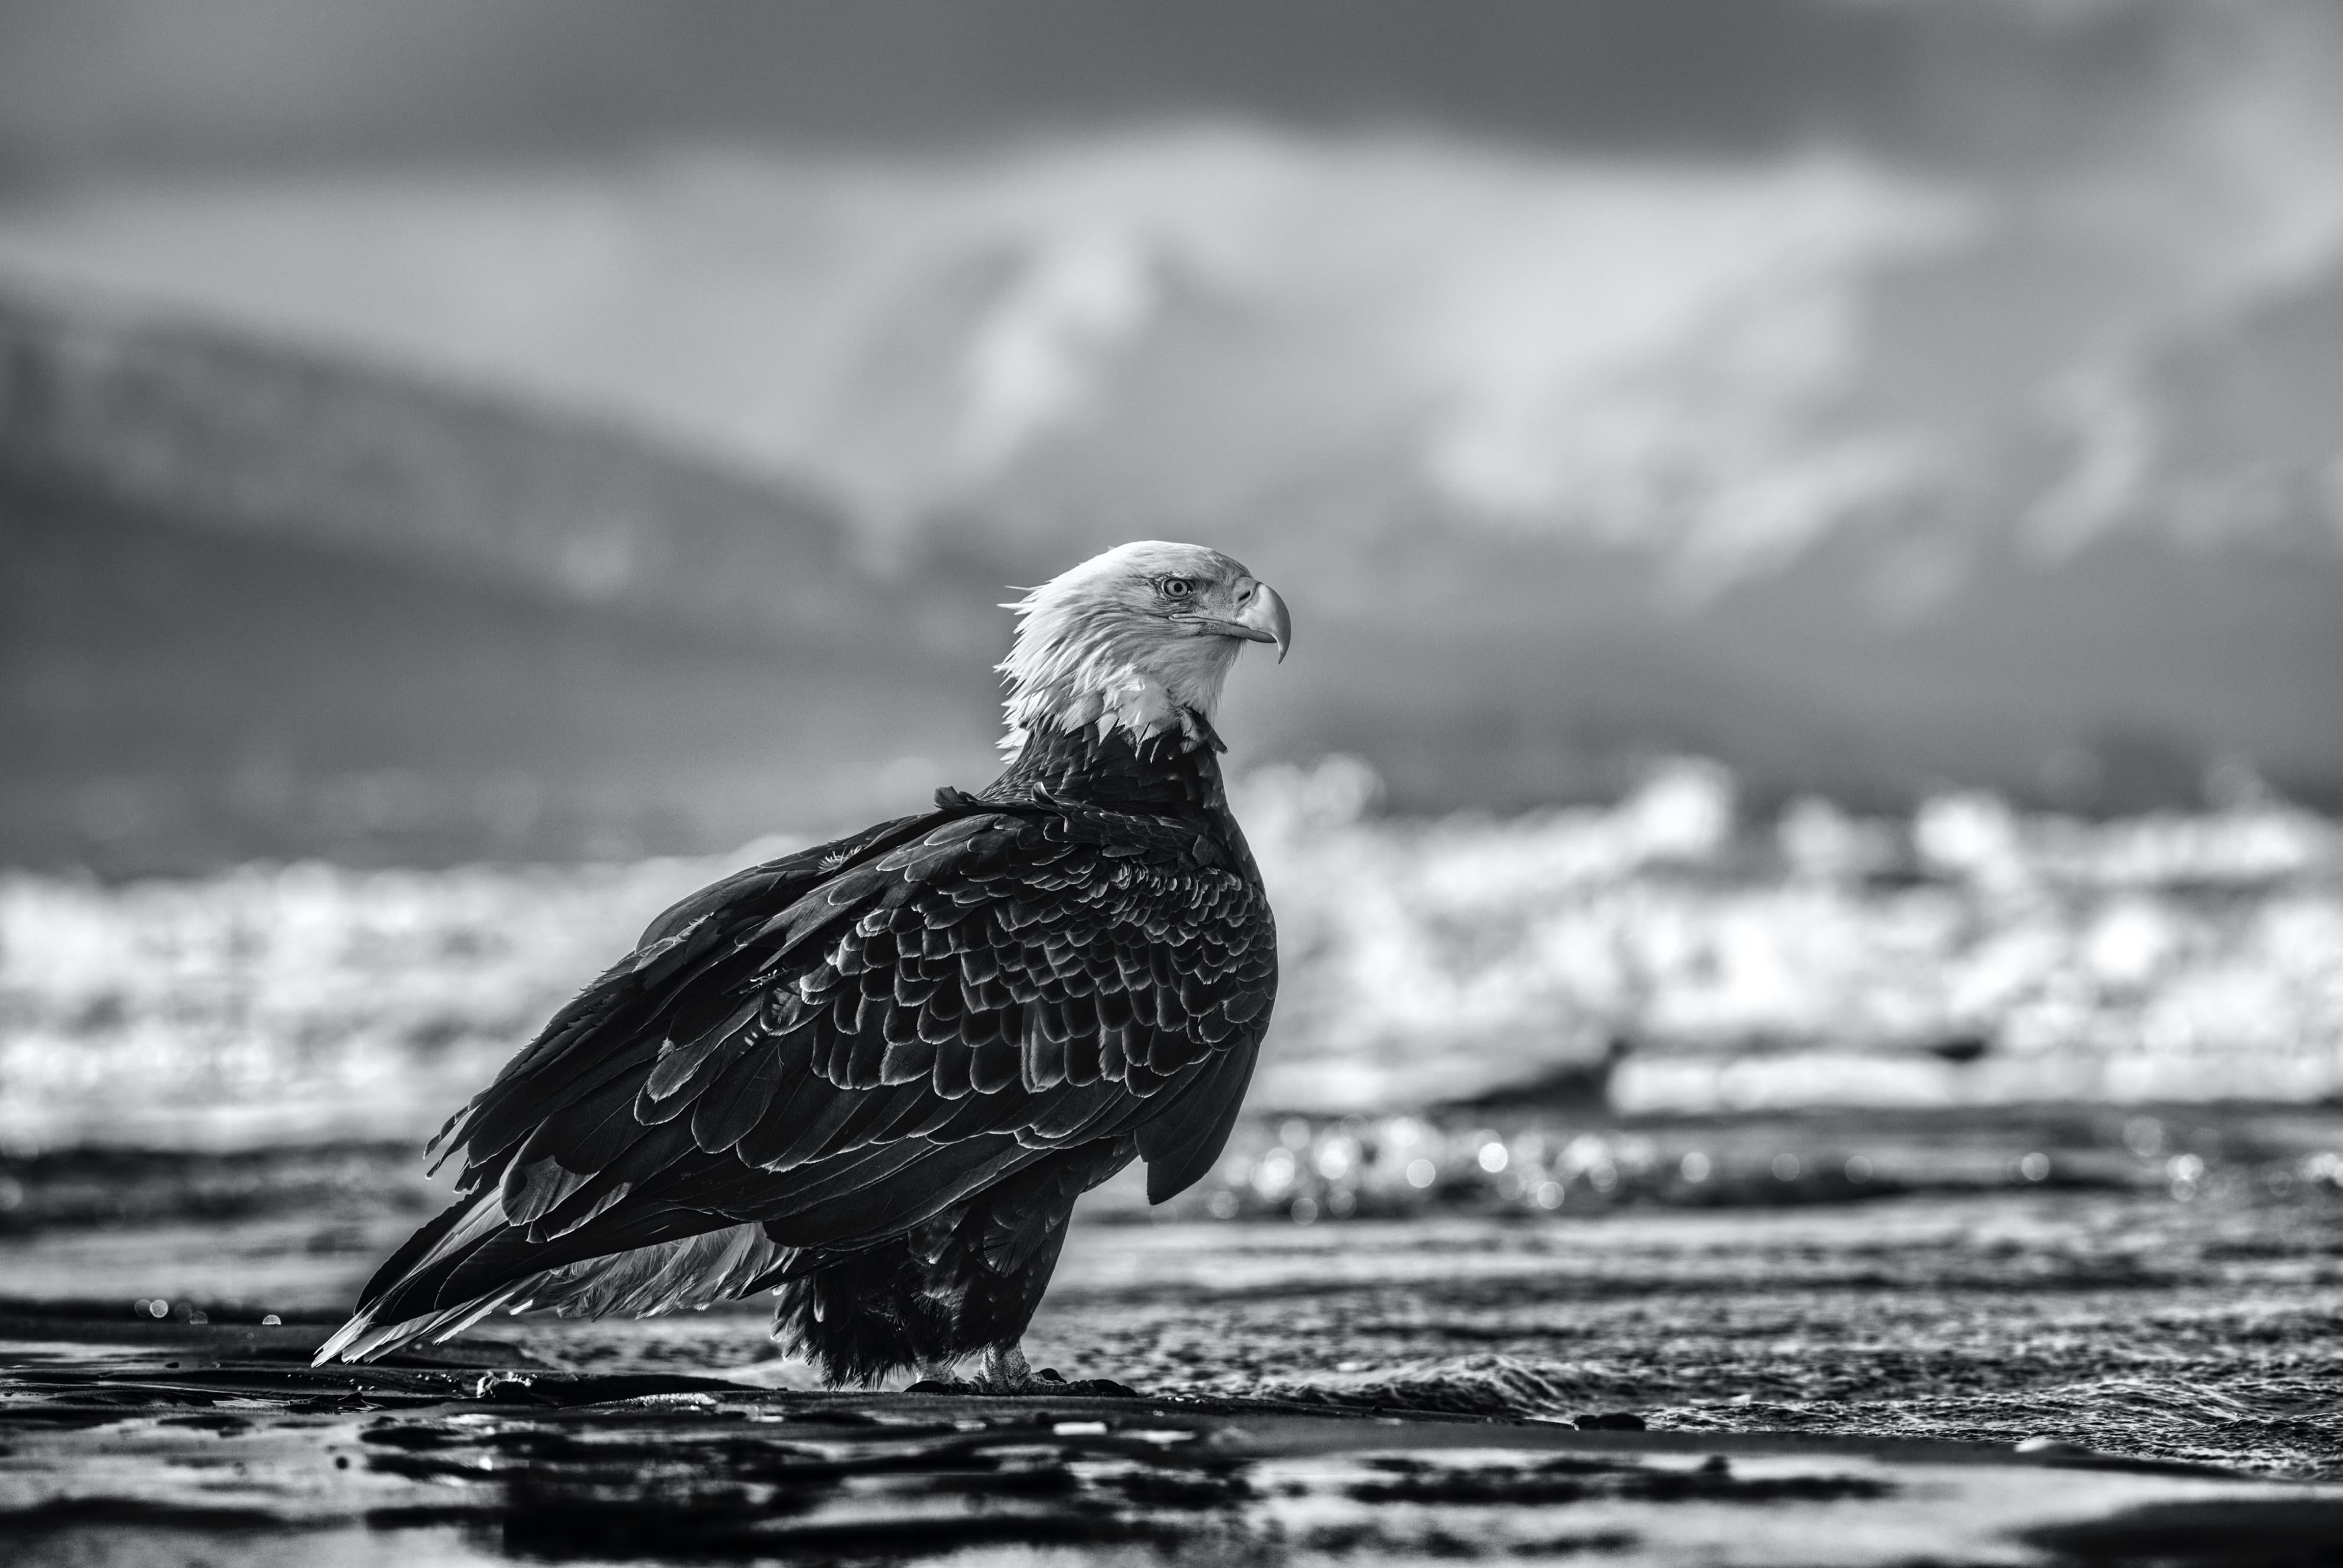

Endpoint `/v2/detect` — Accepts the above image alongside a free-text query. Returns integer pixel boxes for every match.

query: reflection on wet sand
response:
[6,1327,2342,1567]
[6,1106,2343,1563]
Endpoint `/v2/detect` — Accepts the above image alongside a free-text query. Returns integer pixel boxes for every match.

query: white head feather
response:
[997,541,1285,757]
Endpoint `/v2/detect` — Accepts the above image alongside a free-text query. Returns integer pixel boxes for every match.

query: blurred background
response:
[2,0,2341,1167]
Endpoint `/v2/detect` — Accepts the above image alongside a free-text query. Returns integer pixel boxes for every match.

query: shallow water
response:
[9,1104,2343,1488]
[18,1347,2337,1568]
[12,1166,2343,1564]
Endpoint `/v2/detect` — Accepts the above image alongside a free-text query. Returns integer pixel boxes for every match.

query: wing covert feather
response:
[431,798,1275,1247]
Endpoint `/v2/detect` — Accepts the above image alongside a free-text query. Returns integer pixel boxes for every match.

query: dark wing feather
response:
[432,821,925,1151]
[1134,1036,1260,1201]
[359,797,1273,1332]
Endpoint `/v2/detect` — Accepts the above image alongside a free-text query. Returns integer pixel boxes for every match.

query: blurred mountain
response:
[7,103,2343,873]
[0,291,870,635]
[807,159,2343,813]
[1212,520,2343,818]
[2040,258,2343,558]
[0,292,1005,871]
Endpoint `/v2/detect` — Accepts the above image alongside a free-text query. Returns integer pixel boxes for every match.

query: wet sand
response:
[9,1106,2343,1563]
[6,1323,2343,1566]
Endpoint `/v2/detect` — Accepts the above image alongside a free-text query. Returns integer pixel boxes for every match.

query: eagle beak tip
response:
[1245,582,1292,664]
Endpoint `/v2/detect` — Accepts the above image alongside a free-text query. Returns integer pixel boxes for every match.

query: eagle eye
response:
[1159,577,1196,601]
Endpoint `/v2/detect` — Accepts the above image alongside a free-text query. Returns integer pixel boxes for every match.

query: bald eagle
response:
[315,542,1289,1389]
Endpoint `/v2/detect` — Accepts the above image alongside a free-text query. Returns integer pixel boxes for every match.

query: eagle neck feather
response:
[983,714,1232,822]
[996,603,1240,762]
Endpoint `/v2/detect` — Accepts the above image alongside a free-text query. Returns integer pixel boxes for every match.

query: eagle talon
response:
[903,1377,973,1395]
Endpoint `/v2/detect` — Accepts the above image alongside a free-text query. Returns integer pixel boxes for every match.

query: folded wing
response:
[317,799,1274,1362]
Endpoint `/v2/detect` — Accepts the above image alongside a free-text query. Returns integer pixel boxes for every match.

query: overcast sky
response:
[0,1,2209,175]
[3,2,2337,588]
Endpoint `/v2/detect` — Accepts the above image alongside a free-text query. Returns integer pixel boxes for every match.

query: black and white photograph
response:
[5,2,2343,1563]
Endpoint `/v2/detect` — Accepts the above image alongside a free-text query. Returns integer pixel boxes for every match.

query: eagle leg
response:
[901,1346,1049,1395]
[982,1342,1038,1393]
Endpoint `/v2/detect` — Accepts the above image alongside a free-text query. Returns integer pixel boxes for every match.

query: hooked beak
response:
[1229,581,1291,663]
[1176,578,1292,662]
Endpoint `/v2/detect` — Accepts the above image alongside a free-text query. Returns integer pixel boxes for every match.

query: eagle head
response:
[998,541,1291,755]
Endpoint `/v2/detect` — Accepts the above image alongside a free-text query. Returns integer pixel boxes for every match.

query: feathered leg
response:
[982,1342,1037,1393]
